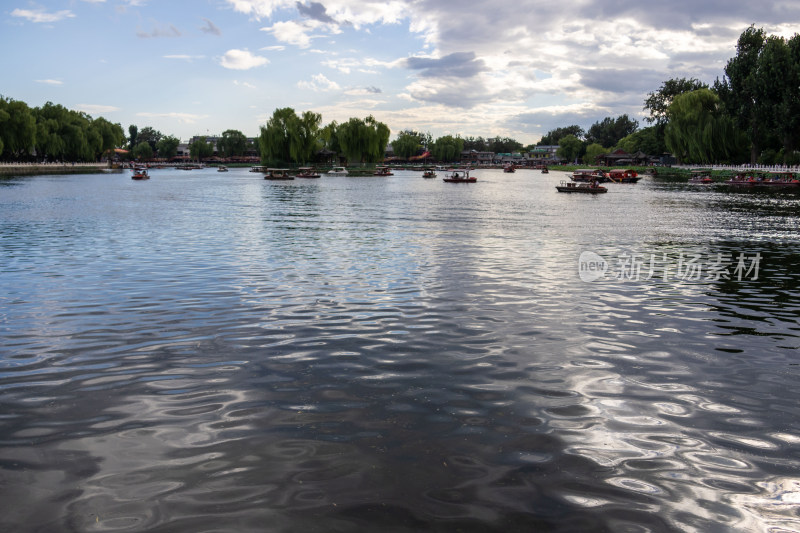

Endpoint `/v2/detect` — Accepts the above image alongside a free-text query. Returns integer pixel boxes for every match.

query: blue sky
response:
[3,1,800,145]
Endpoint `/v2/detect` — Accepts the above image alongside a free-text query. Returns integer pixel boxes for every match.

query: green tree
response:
[189,137,213,161]
[291,111,322,164]
[320,121,341,155]
[217,129,247,159]
[715,25,767,164]
[336,115,390,164]
[583,143,608,165]
[557,134,583,162]
[431,135,464,162]
[137,126,162,152]
[132,141,153,160]
[644,78,708,125]
[0,97,37,159]
[616,126,666,155]
[586,115,638,147]
[462,136,487,151]
[128,124,138,150]
[392,130,424,159]
[156,135,180,160]
[487,136,523,153]
[259,107,296,165]
[538,125,585,145]
[664,89,746,164]
[89,117,125,156]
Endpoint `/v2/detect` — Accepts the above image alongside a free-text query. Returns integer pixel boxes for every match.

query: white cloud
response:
[77,104,120,114]
[35,79,63,86]
[137,112,208,123]
[261,20,316,48]
[164,54,206,62]
[11,8,75,23]
[234,80,257,89]
[297,73,341,92]
[219,49,269,70]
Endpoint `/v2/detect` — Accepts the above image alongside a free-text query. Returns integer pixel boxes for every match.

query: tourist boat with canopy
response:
[726,171,799,187]
[295,167,321,178]
[503,164,515,173]
[688,169,713,184]
[606,168,641,183]
[571,169,609,182]
[556,180,607,193]
[422,168,437,178]
[264,168,294,180]
[374,166,393,176]
[326,166,348,176]
[443,169,477,183]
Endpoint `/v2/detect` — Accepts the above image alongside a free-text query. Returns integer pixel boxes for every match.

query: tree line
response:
[0,98,126,162]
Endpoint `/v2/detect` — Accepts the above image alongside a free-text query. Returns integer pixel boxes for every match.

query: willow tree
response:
[290,111,321,164]
[217,129,248,159]
[665,89,745,164]
[431,135,464,162]
[0,97,36,159]
[336,115,390,164]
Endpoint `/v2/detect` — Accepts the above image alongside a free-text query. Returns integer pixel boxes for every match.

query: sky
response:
[3,1,800,146]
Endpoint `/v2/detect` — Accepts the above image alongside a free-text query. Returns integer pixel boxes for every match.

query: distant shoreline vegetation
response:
[1,26,796,168]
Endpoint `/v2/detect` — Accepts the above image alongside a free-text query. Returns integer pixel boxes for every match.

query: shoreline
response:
[0,162,111,176]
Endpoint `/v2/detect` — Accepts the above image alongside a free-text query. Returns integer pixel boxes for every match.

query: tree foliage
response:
[156,135,180,160]
[586,115,638,148]
[643,78,708,125]
[431,135,464,162]
[132,141,153,160]
[714,25,767,163]
[258,108,322,165]
[189,137,214,161]
[557,134,583,162]
[392,130,424,159]
[538,125,585,145]
[336,115,390,164]
[664,89,746,164]
[583,143,608,164]
[217,129,248,158]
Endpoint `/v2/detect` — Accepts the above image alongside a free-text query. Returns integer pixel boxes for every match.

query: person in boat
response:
[592,179,600,188]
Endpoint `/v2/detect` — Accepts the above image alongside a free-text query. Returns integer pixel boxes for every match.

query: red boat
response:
[264,168,294,180]
[688,170,713,184]
[374,166,393,176]
[726,171,799,187]
[607,168,641,183]
[131,168,149,180]
[443,169,476,183]
[503,164,515,173]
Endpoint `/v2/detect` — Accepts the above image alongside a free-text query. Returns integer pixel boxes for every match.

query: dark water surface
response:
[1,168,799,532]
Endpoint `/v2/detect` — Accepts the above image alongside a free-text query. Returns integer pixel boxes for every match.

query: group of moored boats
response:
[555,168,642,194]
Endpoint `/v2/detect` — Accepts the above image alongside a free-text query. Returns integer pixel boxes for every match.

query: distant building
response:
[460,150,494,165]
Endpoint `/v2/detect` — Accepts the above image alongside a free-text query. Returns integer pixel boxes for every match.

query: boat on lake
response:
[295,167,321,178]
[572,169,609,182]
[374,166,393,176]
[541,166,549,174]
[217,165,228,172]
[131,168,149,180]
[688,169,713,184]
[443,169,477,183]
[503,164,515,173]
[250,165,266,173]
[264,168,294,180]
[725,171,799,187]
[607,168,641,183]
[422,168,437,178]
[556,180,607,193]
[327,166,348,176]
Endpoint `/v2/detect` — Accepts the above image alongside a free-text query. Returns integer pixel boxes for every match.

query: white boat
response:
[327,166,348,176]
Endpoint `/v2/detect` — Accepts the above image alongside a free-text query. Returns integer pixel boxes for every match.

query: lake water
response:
[1,167,799,532]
